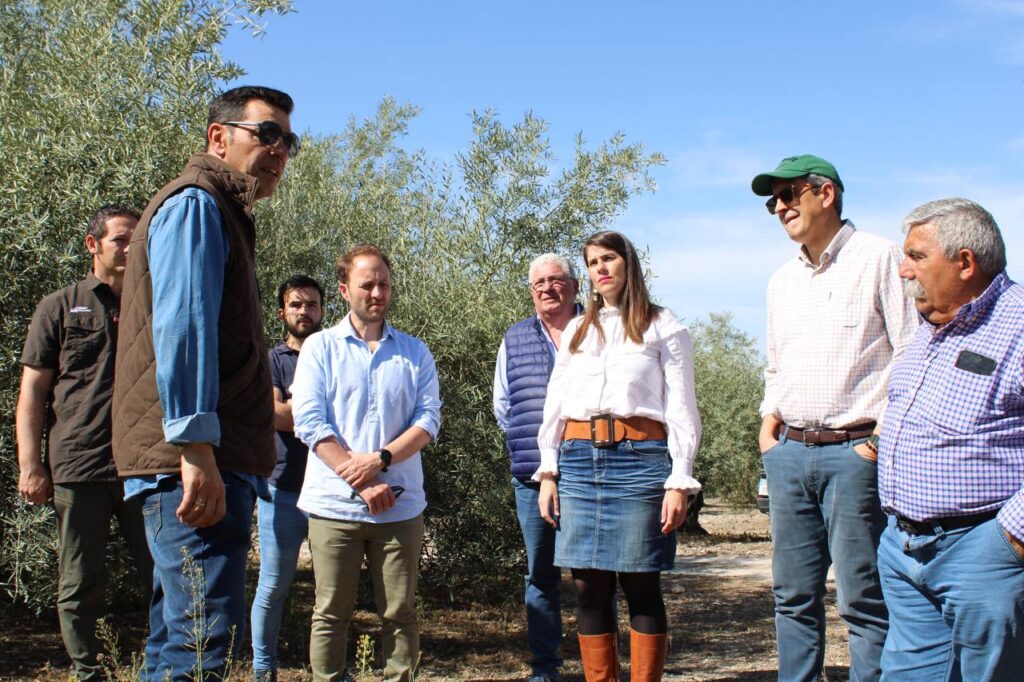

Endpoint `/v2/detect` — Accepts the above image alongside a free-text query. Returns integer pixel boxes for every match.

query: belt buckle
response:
[590,414,616,448]
[896,515,932,536]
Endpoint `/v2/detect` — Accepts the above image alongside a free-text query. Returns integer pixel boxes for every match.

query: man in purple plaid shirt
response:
[878,197,1024,680]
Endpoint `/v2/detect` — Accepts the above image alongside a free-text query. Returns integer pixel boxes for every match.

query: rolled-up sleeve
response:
[149,188,229,445]
[998,486,1024,544]
[291,332,344,449]
[411,345,442,440]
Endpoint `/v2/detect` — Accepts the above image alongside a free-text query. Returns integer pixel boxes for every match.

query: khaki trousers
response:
[53,481,152,681]
[308,513,425,682]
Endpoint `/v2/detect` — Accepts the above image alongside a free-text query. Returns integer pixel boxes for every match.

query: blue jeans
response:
[251,485,308,673]
[878,516,1024,681]
[139,473,256,681]
[763,435,888,682]
[513,478,563,677]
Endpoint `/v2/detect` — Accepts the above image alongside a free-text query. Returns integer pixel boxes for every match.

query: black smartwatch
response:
[377,448,393,472]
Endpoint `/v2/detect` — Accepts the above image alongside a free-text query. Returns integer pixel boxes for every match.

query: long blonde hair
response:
[568,230,659,353]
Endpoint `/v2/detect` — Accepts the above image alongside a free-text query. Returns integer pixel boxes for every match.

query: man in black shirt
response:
[251,274,325,682]
[16,204,152,681]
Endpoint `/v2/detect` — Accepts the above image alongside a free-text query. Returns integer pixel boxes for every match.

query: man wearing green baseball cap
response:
[753,155,919,681]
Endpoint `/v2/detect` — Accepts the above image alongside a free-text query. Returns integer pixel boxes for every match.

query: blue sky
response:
[223,0,1023,346]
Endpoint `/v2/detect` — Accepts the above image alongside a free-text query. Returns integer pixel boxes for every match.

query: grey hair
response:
[805,173,843,218]
[902,197,1006,277]
[528,252,576,281]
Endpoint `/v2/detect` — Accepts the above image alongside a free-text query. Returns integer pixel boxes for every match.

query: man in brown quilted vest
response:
[112,85,298,682]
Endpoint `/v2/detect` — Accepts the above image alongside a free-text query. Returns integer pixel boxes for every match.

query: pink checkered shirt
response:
[761,221,920,429]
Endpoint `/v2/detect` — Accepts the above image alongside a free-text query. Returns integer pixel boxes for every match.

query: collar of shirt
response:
[83,271,114,297]
[927,271,1011,339]
[271,341,298,357]
[337,312,395,345]
[798,220,856,271]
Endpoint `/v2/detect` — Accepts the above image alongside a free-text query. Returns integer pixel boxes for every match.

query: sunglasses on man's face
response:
[765,183,816,215]
[223,120,301,158]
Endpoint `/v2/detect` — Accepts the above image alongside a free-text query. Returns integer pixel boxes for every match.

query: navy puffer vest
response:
[504,317,555,480]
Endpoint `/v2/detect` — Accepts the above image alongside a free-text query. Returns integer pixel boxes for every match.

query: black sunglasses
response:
[223,120,301,158]
[349,485,405,508]
[765,183,816,215]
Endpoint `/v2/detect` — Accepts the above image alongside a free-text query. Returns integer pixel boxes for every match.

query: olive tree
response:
[689,312,765,505]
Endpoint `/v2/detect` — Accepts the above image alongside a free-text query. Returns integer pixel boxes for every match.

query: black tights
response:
[571,568,666,635]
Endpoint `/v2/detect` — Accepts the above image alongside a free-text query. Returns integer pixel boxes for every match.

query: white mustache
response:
[903,279,926,300]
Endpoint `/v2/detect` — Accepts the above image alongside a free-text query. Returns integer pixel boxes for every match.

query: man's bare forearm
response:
[381,425,433,465]
[15,367,52,473]
[314,436,351,471]
[273,399,293,431]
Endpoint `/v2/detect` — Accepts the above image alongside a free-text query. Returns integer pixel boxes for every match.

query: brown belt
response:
[782,422,876,445]
[563,415,667,448]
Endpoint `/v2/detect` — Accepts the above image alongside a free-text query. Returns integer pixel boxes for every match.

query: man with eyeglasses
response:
[291,244,441,682]
[111,85,297,681]
[751,155,918,682]
[493,253,581,682]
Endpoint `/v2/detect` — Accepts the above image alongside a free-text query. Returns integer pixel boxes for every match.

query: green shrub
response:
[689,312,765,505]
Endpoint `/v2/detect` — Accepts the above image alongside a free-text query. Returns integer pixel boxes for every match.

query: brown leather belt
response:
[563,415,667,448]
[782,422,876,445]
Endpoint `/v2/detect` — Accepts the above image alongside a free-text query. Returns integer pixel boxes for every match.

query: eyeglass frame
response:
[223,120,301,158]
[530,275,573,291]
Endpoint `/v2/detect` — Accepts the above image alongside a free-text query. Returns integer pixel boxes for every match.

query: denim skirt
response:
[554,438,675,573]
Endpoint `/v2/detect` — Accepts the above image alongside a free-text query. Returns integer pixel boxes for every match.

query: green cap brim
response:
[751,154,843,196]
[752,170,810,196]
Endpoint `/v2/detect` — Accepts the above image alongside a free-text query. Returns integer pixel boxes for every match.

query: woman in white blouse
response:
[537,230,701,681]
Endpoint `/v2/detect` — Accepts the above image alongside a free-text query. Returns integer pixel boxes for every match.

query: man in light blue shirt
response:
[292,244,442,682]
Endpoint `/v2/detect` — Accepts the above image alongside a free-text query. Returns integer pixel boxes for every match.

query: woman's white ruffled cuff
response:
[664,473,701,492]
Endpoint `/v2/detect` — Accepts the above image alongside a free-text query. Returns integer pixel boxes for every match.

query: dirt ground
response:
[0,500,853,681]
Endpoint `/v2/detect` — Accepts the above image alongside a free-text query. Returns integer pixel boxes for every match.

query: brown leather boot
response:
[629,628,667,681]
[578,632,620,681]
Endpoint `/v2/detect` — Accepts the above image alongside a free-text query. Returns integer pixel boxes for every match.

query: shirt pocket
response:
[835,290,864,328]
[936,364,1001,434]
[61,314,105,371]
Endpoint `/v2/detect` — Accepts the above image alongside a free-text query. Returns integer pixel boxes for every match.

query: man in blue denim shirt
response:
[112,85,298,681]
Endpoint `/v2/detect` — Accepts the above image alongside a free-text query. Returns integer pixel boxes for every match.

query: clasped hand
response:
[335,451,383,489]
